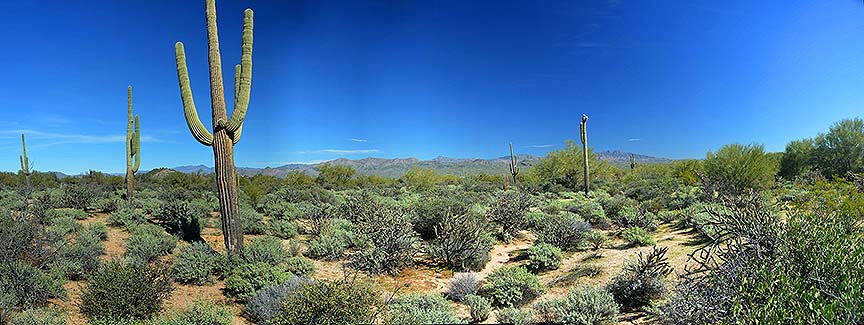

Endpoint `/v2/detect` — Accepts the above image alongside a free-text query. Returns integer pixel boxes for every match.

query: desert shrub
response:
[88,222,109,240]
[486,191,532,241]
[286,240,302,257]
[349,203,421,275]
[108,207,146,228]
[284,257,315,277]
[464,294,491,323]
[172,242,219,285]
[270,279,381,325]
[534,285,619,324]
[261,198,302,221]
[613,206,657,230]
[385,292,461,325]
[153,199,204,241]
[535,212,591,250]
[45,208,88,221]
[445,273,480,302]
[10,308,67,325]
[526,243,564,272]
[244,236,287,266]
[599,195,637,222]
[268,219,298,239]
[585,230,609,250]
[244,278,311,324]
[567,200,610,227]
[52,227,104,280]
[61,183,97,210]
[607,246,671,311]
[240,207,267,235]
[79,260,173,322]
[429,211,494,272]
[496,307,534,325]
[524,210,546,228]
[150,300,233,325]
[0,210,66,312]
[306,231,348,261]
[410,190,473,240]
[224,263,294,300]
[481,266,545,307]
[44,211,80,237]
[0,261,65,311]
[620,227,655,247]
[124,224,177,264]
[94,197,119,213]
[704,143,778,191]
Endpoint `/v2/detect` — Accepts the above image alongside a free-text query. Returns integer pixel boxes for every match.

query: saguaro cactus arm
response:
[226,9,253,134]
[132,115,141,172]
[229,64,245,144]
[175,43,215,146]
[19,134,28,174]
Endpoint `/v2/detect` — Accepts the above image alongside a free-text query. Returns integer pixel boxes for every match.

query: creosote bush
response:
[386,292,462,325]
[526,243,564,272]
[481,266,545,307]
[225,262,294,301]
[173,241,219,285]
[10,308,67,325]
[153,199,204,241]
[534,285,619,324]
[268,218,298,239]
[79,260,174,323]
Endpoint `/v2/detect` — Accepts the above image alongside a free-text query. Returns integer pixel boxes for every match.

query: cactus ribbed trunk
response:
[580,114,589,196]
[126,86,140,201]
[509,143,519,186]
[20,134,30,195]
[175,0,253,252]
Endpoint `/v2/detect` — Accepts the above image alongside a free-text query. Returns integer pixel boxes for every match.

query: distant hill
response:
[164,151,671,179]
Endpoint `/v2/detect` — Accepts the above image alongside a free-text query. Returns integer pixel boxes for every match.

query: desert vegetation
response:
[1,1,863,324]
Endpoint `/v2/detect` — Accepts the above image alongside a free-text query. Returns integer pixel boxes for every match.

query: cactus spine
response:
[174,0,253,252]
[580,114,589,195]
[126,85,141,201]
[20,134,31,193]
[509,143,519,185]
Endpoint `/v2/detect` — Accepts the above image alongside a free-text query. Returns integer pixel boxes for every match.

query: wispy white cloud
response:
[627,138,642,142]
[347,138,368,143]
[0,129,162,148]
[528,144,554,148]
[295,149,380,155]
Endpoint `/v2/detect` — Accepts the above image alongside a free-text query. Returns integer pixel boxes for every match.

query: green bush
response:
[244,278,311,324]
[567,200,610,227]
[10,308,67,325]
[607,247,671,311]
[464,294,491,323]
[153,200,204,241]
[306,231,347,261]
[52,227,104,280]
[173,242,219,285]
[534,285,619,324]
[385,292,461,324]
[0,261,65,310]
[496,307,534,325]
[88,222,109,241]
[79,260,174,322]
[261,198,302,221]
[270,279,381,325]
[109,207,146,228]
[620,227,655,247]
[486,191,532,241]
[428,211,493,272]
[240,207,267,235]
[526,243,564,272]
[224,263,294,300]
[284,257,316,277]
[480,266,545,307]
[94,197,119,213]
[244,236,288,266]
[45,208,88,221]
[585,230,609,250]
[125,224,177,264]
[150,300,233,325]
[535,212,591,250]
[704,143,778,191]
[268,219,298,239]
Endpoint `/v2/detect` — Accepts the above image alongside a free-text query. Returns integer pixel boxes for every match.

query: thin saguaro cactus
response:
[20,134,31,194]
[126,85,141,201]
[580,114,589,195]
[630,153,636,170]
[509,143,519,185]
[174,0,253,252]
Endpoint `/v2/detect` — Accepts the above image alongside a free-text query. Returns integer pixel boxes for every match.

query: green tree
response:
[704,143,778,191]
[315,164,356,189]
[529,140,614,192]
[778,139,814,179]
[812,118,864,178]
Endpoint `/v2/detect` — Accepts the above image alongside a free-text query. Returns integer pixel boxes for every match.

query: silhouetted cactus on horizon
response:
[509,143,519,186]
[174,0,253,252]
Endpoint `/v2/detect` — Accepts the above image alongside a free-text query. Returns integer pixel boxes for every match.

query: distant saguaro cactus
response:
[509,143,519,185]
[630,153,636,170]
[20,134,31,193]
[174,0,253,252]
[580,114,589,195]
[126,85,141,201]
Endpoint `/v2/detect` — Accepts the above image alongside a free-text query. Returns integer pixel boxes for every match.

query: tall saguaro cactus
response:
[580,114,589,195]
[174,0,253,252]
[630,153,636,170]
[20,134,31,194]
[126,85,141,201]
[509,143,519,185]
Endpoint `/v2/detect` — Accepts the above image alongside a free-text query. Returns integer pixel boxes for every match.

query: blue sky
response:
[1,1,863,174]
